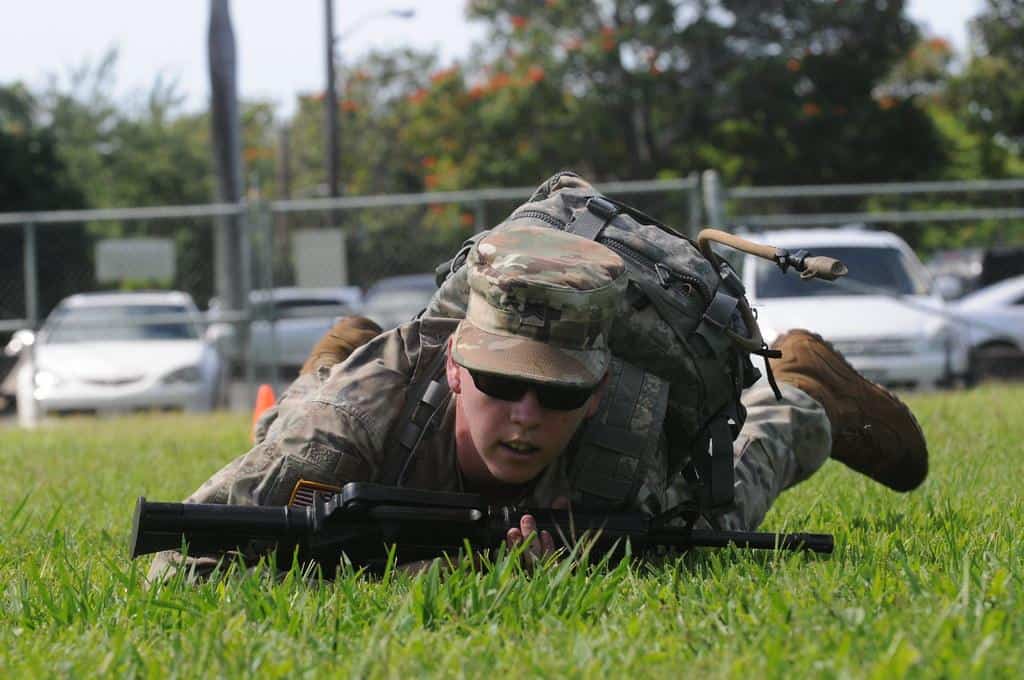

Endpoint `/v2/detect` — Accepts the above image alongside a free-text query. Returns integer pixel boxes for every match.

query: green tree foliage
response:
[0,84,89,320]
[282,50,477,284]
[949,0,1024,174]
[24,50,282,303]
[0,84,84,212]
[878,5,1024,252]
[43,50,206,208]
[288,49,439,198]
[430,0,946,189]
[7,3,1017,293]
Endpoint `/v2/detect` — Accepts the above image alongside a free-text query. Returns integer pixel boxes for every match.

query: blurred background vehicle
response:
[953,275,1024,381]
[361,273,437,330]
[927,245,1024,301]
[205,287,362,373]
[740,227,969,390]
[0,335,24,413]
[13,291,223,425]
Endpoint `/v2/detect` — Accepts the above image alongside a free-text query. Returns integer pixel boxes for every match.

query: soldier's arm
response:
[254,316,382,445]
[145,401,378,585]
[146,324,417,584]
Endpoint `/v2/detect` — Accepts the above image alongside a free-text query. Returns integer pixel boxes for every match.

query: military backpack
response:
[382,171,780,520]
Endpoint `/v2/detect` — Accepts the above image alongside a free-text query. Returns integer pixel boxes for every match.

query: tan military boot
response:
[769,329,928,491]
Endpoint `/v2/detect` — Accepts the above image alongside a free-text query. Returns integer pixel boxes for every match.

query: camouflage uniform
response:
[148,228,831,580]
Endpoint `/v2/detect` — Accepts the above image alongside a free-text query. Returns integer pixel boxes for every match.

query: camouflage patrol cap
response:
[452,226,626,388]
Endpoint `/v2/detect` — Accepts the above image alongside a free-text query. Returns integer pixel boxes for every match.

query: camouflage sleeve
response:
[146,394,379,585]
[630,383,832,534]
[183,368,352,507]
[190,324,424,508]
[252,371,323,445]
[146,325,424,585]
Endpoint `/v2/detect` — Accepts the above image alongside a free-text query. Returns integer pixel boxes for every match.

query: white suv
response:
[739,228,969,390]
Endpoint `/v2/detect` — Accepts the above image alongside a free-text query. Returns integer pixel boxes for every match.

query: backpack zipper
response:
[508,209,568,230]
[601,239,711,305]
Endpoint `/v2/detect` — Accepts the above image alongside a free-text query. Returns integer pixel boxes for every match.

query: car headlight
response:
[162,365,202,384]
[34,370,63,389]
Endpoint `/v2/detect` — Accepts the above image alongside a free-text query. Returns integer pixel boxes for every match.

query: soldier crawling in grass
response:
[148,174,928,581]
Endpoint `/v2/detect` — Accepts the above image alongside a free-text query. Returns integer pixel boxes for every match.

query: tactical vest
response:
[390,173,767,518]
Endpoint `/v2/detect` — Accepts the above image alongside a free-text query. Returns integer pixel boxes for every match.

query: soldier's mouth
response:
[500,440,540,456]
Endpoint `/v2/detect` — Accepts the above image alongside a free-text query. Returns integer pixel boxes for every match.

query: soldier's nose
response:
[508,388,544,426]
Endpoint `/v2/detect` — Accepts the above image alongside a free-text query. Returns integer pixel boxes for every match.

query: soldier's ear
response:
[445,338,462,394]
[584,371,609,418]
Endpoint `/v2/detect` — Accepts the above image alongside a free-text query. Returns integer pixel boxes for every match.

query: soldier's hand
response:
[301,316,382,375]
[506,513,557,568]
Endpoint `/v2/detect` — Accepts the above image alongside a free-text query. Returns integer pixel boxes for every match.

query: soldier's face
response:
[447,350,603,485]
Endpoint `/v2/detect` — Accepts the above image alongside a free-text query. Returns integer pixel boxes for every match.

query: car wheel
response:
[969,342,1024,383]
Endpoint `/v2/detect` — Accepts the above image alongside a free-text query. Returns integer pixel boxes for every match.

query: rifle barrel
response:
[653,528,834,553]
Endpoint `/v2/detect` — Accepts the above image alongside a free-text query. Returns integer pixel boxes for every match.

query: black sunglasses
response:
[468,370,595,411]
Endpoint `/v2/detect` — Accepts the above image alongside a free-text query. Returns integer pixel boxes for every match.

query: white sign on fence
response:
[292,229,348,287]
[96,238,176,283]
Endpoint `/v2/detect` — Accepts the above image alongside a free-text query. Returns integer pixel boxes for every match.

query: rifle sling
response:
[381,347,450,487]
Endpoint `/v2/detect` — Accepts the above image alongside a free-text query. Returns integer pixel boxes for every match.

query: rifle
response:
[131,483,833,573]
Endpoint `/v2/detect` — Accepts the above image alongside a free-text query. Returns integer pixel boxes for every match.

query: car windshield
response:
[754,246,928,298]
[45,305,199,343]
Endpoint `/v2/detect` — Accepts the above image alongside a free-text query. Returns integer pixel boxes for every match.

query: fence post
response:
[474,199,487,233]
[702,170,726,228]
[238,202,257,404]
[254,200,281,393]
[23,222,39,329]
[20,221,39,428]
[687,172,703,238]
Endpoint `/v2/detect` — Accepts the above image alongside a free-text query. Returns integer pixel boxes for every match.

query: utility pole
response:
[208,0,244,311]
[324,0,340,201]
[323,5,415,204]
[209,0,252,398]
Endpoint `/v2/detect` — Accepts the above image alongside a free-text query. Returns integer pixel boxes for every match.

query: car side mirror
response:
[933,275,964,302]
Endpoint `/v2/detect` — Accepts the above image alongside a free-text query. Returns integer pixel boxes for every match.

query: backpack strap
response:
[682,399,744,517]
[565,196,621,241]
[380,324,455,486]
[695,288,740,357]
[570,359,669,509]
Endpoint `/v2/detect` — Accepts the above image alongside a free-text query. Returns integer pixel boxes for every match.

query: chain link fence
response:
[704,172,1024,261]
[4,173,1024,417]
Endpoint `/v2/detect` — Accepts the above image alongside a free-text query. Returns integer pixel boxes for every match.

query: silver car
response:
[954,274,1024,379]
[205,287,362,370]
[14,291,224,425]
[361,274,437,330]
[741,228,970,390]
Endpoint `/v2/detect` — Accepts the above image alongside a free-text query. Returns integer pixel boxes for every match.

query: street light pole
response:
[323,5,415,202]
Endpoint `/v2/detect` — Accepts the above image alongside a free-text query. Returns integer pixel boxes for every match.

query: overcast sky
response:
[0,0,984,117]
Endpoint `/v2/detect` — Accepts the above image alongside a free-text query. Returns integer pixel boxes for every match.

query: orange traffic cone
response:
[251,383,276,442]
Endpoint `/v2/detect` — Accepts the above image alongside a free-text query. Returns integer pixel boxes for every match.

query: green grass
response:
[1,385,1022,678]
